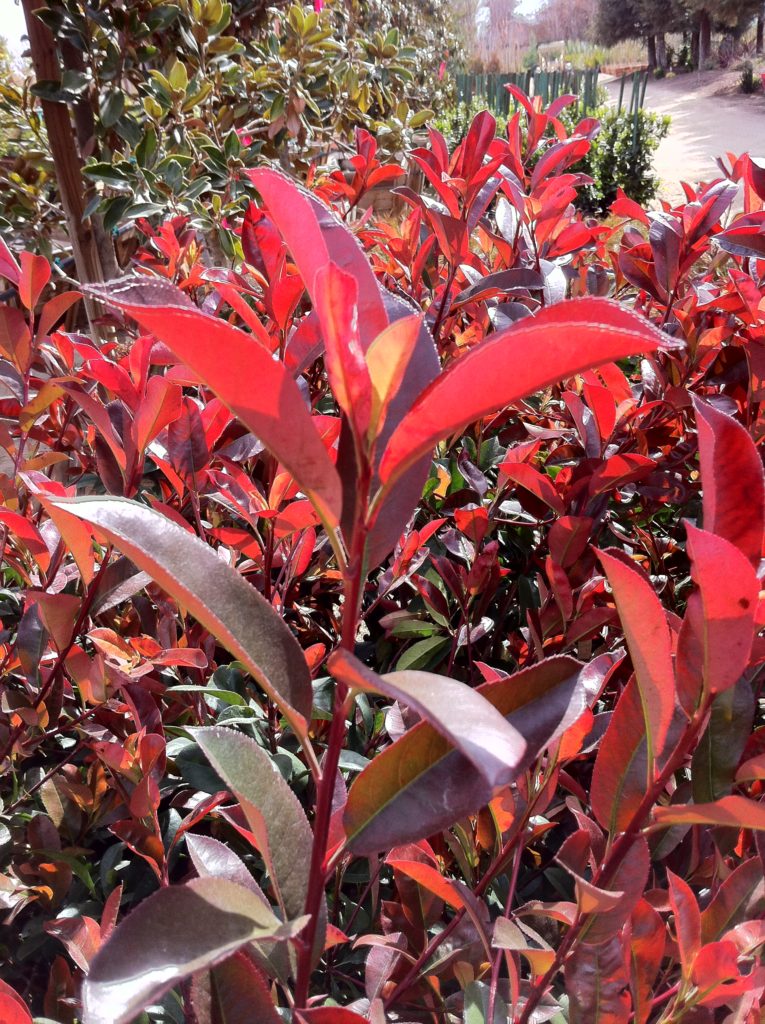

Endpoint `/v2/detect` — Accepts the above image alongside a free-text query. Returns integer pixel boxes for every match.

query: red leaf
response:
[210,950,282,1024]
[596,548,674,763]
[0,238,21,285]
[667,869,701,977]
[133,376,183,454]
[591,676,649,834]
[44,914,102,972]
[378,298,673,491]
[653,796,765,832]
[85,277,342,532]
[297,1010,370,1024]
[36,291,82,339]
[18,251,51,310]
[566,934,631,1024]
[313,264,371,437]
[343,655,609,854]
[248,168,388,348]
[684,522,759,695]
[50,496,313,734]
[693,396,764,566]
[167,397,210,491]
[328,649,526,788]
[629,900,666,1024]
[700,858,765,944]
[0,980,33,1024]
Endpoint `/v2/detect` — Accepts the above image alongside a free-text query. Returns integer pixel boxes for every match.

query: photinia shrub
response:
[0,94,764,1024]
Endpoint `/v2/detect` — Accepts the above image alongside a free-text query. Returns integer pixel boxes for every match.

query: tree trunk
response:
[647,34,657,70]
[59,36,119,280]
[656,33,667,70]
[698,9,712,68]
[691,30,700,69]
[757,5,764,55]
[20,0,114,329]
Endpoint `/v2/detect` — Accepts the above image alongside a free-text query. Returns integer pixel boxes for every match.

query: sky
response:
[2,0,27,55]
[1,0,547,56]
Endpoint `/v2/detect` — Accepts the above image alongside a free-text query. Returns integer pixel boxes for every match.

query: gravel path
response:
[605,68,765,205]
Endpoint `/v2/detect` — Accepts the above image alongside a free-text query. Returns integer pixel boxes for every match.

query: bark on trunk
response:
[647,34,657,70]
[691,30,700,69]
[20,0,114,329]
[757,6,764,55]
[656,33,667,70]
[698,9,712,68]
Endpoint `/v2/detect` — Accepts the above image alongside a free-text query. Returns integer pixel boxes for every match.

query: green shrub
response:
[570,106,670,213]
[739,60,759,93]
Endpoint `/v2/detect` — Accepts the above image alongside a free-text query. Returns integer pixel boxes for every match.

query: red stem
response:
[293,462,371,1008]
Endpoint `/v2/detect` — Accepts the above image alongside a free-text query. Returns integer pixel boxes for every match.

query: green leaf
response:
[99,89,125,128]
[81,877,305,1024]
[49,497,313,735]
[692,678,755,803]
[168,59,189,93]
[394,634,450,670]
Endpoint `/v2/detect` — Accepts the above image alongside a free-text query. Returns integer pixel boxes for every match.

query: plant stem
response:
[293,461,371,1008]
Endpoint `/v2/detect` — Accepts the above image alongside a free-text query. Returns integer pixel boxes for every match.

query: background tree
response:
[680,0,761,67]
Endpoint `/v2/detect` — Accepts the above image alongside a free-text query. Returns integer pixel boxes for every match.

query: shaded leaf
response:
[192,728,320,942]
[566,934,630,1024]
[329,650,527,787]
[343,655,609,854]
[49,496,312,734]
[82,877,305,1024]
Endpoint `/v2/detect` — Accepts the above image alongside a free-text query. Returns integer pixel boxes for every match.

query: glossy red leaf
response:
[248,167,389,348]
[18,251,51,311]
[591,676,649,834]
[596,548,675,763]
[684,522,759,695]
[667,870,701,976]
[313,264,371,437]
[378,298,672,491]
[133,375,183,454]
[693,396,764,566]
[566,934,631,1024]
[49,496,313,734]
[0,980,33,1024]
[85,277,342,531]
[653,796,765,832]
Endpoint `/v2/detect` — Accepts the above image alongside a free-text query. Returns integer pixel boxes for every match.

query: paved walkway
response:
[605,68,765,204]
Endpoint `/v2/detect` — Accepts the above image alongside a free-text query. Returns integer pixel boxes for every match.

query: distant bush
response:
[739,60,760,93]
[435,98,669,215]
[573,105,670,212]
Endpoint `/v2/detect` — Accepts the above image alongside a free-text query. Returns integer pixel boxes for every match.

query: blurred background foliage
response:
[0,0,460,260]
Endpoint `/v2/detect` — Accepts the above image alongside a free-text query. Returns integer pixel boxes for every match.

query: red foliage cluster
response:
[0,93,764,1024]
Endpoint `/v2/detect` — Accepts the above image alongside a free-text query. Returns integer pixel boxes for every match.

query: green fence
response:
[455,68,601,116]
[454,68,649,128]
